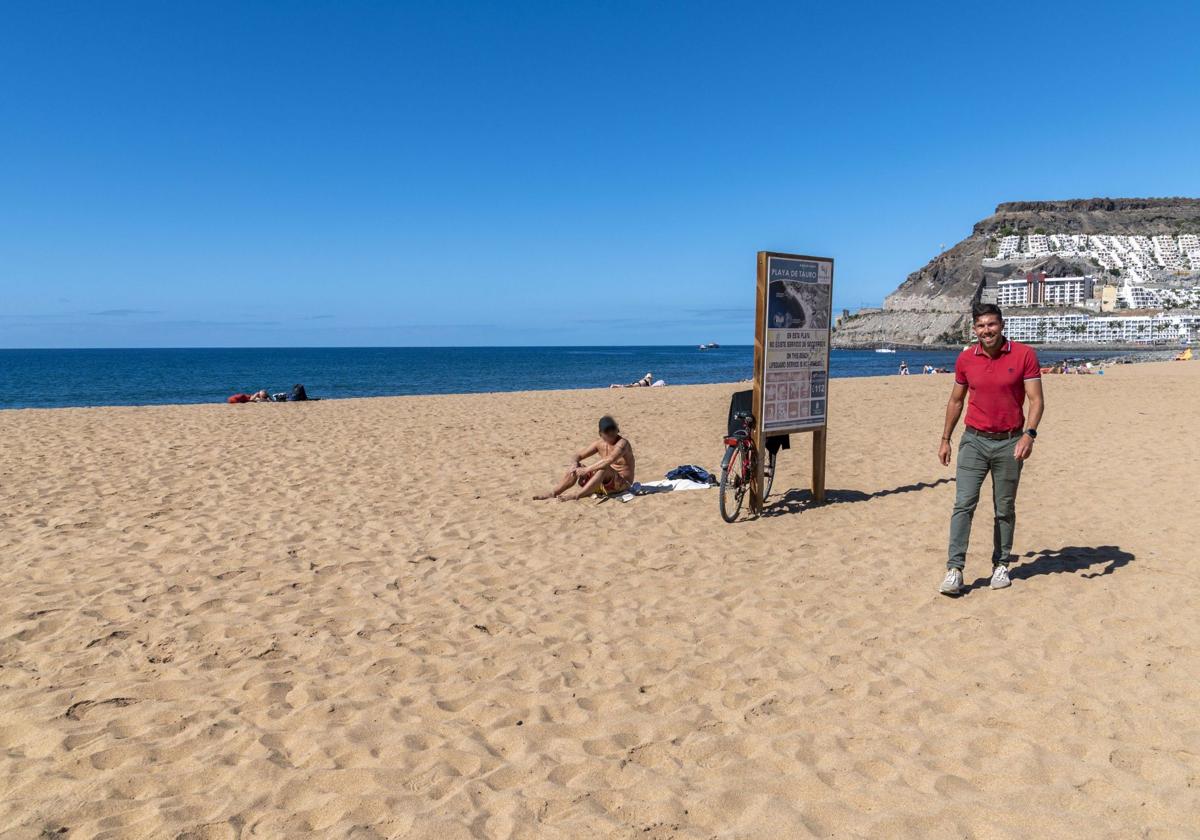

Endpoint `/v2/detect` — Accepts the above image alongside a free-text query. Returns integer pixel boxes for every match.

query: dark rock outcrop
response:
[1035,255,1094,278]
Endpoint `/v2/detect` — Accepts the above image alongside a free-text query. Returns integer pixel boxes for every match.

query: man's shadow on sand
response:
[761,477,955,517]
[953,545,1136,596]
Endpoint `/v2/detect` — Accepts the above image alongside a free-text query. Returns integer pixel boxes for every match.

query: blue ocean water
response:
[0,346,1128,410]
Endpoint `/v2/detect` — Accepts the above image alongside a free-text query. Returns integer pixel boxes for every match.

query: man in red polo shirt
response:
[938,304,1044,595]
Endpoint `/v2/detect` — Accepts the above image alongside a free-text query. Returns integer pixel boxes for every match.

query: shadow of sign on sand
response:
[762,477,955,517]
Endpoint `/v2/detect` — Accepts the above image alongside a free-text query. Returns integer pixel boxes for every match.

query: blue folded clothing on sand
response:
[665,465,716,484]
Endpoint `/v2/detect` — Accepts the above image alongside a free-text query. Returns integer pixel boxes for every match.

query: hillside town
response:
[832,201,1200,349]
[979,233,1200,346]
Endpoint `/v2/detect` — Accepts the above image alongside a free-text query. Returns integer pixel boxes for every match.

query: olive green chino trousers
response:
[947,428,1023,571]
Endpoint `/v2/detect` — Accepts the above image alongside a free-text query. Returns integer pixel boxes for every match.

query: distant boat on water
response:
[875,347,896,354]
[699,342,720,350]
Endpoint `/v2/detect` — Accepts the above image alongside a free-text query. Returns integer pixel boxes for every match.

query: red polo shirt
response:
[954,339,1041,433]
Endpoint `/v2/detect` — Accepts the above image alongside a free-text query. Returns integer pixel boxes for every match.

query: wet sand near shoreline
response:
[1,362,1197,838]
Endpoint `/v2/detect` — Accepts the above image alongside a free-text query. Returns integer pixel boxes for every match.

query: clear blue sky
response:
[3,1,1198,348]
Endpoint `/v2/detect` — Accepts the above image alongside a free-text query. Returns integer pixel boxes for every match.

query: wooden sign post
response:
[750,251,834,514]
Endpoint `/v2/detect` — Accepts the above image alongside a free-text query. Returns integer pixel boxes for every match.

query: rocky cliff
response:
[833,198,1200,347]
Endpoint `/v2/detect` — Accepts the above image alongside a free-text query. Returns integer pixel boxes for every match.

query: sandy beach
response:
[1,361,1197,839]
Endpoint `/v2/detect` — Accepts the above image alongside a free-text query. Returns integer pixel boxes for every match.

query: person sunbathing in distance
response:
[610,372,652,388]
[533,415,635,501]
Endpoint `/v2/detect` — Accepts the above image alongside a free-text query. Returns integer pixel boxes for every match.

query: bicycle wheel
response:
[719,444,747,522]
[763,448,777,501]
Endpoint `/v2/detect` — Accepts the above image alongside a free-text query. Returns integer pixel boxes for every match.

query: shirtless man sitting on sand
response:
[534,415,635,501]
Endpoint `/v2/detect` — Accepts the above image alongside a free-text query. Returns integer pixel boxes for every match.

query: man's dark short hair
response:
[972,303,1003,322]
[598,415,618,433]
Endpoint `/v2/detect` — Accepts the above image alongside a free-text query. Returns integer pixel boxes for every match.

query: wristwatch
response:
[1023,429,1038,439]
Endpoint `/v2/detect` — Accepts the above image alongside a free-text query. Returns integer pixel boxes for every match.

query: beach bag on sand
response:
[288,384,308,401]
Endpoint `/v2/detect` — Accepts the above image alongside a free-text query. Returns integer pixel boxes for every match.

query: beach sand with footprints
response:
[1,362,1197,838]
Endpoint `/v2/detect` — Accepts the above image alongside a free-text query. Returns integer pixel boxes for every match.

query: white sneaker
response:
[990,565,1011,589]
[939,568,963,595]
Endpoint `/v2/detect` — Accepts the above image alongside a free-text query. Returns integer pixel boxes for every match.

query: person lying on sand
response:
[533,415,635,501]
[610,372,653,388]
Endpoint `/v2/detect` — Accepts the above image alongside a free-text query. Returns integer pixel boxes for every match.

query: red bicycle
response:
[719,410,776,522]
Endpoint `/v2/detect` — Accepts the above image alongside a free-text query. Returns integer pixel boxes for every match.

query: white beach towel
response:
[616,478,714,503]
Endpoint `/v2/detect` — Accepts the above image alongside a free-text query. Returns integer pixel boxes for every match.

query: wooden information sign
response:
[750,251,834,513]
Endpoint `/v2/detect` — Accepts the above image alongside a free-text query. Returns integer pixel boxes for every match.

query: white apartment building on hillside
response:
[1025,234,1051,256]
[997,278,1032,307]
[1122,284,1162,309]
[996,235,1021,259]
[1118,283,1200,309]
[1005,312,1200,345]
[995,272,1095,307]
[1042,276,1093,305]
